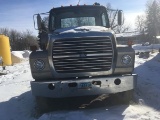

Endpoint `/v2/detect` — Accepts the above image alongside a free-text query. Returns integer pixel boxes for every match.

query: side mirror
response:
[33,13,49,31]
[37,14,42,30]
[118,10,124,25]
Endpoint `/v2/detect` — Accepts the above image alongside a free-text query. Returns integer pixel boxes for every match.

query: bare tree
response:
[0,28,10,36]
[106,3,131,33]
[0,27,38,50]
[22,30,38,50]
[135,15,146,32]
[116,23,131,33]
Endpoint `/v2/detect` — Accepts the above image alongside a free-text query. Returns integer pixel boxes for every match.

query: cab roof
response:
[50,5,106,13]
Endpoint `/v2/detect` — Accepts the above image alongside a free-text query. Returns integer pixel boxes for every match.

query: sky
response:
[0,0,148,35]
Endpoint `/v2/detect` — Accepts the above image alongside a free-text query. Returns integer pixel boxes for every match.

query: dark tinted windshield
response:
[49,6,109,30]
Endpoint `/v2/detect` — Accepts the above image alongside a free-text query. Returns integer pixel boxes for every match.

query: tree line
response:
[135,0,160,43]
[0,28,38,51]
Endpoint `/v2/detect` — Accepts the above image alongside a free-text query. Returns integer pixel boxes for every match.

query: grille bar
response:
[53,53,112,58]
[52,37,113,73]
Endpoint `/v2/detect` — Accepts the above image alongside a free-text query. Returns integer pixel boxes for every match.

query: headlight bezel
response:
[33,59,45,71]
[121,55,132,65]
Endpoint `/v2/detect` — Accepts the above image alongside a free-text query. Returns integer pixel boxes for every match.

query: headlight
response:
[34,59,45,70]
[121,55,132,65]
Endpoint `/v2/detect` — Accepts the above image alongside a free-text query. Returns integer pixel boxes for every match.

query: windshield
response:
[49,6,109,30]
[61,17,95,28]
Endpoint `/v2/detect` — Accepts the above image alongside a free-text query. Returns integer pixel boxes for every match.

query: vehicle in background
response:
[142,42,151,46]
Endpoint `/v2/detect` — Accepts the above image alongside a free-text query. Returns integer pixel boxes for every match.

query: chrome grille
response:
[52,37,113,73]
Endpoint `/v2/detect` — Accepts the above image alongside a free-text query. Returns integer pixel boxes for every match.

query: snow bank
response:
[11,51,30,64]
[11,50,31,59]
[134,52,160,109]
[11,51,24,59]
[22,50,31,58]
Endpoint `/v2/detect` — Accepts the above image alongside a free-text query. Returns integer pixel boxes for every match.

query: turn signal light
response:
[127,40,133,47]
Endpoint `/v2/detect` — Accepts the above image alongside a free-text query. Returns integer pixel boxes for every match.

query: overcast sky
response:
[0,0,148,35]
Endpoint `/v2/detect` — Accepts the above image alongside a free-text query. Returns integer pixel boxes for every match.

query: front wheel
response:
[35,96,51,114]
[119,90,134,104]
[111,90,134,104]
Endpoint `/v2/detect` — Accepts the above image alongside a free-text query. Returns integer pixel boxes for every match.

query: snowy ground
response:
[0,45,160,120]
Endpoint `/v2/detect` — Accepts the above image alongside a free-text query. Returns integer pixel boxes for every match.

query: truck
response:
[29,3,137,112]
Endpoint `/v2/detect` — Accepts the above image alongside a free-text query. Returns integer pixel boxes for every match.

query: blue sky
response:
[0,0,148,35]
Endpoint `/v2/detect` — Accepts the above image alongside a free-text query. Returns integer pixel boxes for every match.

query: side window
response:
[102,13,107,26]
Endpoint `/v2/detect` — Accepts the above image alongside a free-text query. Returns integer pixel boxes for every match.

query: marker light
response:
[127,40,133,47]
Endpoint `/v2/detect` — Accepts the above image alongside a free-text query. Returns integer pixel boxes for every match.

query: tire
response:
[111,90,134,104]
[119,90,133,104]
[36,96,50,114]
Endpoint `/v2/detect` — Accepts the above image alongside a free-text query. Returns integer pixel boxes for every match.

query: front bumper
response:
[30,74,137,98]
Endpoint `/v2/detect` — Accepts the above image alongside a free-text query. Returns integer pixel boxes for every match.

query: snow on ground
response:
[0,59,35,120]
[11,50,31,59]
[11,51,25,59]
[0,45,160,120]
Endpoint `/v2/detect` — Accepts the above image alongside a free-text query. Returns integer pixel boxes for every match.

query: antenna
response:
[78,0,81,4]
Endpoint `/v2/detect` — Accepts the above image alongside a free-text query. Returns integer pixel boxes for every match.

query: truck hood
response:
[51,26,114,39]
[54,26,111,34]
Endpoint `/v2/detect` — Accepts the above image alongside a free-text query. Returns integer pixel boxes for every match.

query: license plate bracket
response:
[78,82,92,89]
